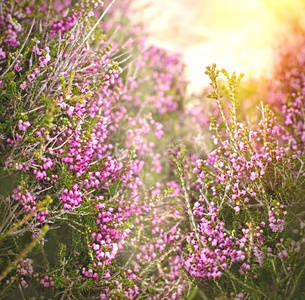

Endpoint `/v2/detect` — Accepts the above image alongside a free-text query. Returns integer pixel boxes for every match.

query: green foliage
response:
[53,276,67,289]
[0,72,19,136]
[110,290,129,300]
[57,243,67,262]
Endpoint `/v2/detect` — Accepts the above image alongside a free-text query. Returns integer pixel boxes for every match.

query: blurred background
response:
[131,0,305,93]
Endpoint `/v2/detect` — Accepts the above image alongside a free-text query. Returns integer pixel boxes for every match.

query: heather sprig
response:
[175,65,305,299]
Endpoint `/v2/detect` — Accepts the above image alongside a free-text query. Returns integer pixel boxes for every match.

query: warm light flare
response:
[133,0,305,93]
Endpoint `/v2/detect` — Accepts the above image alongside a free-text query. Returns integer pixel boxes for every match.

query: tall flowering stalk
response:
[174,64,305,299]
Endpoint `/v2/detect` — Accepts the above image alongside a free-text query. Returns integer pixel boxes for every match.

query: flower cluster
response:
[14,258,35,289]
[40,275,55,288]
[17,120,31,132]
[1,0,305,299]
[11,186,36,213]
[82,268,99,280]
[50,12,80,35]
[59,184,83,210]
[10,186,50,226]
[0,7,23,47]
[268,202,286,232]
[184,201,246,279]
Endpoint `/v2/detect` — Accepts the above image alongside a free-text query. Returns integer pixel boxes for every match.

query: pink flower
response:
[27,73,36,82]
[234,206,240,213]
[0,47,6,59]
[20,81,27,89]
[14,64,22,72]
[250,172,258,181]
[18,120,31,131]
[32,45,43,55]
[21,279,29,288]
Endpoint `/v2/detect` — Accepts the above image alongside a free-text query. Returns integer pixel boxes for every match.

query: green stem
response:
[0,225,49,282]
[288,261,305,299]
[224,269,267,298]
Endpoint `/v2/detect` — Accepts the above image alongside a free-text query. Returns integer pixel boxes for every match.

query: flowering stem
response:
[79,0,116,49]
[2,20,36,77]
[288,262,305,299]
[0,225,49,282]
[0,210,35,242]
[171,153,204,247]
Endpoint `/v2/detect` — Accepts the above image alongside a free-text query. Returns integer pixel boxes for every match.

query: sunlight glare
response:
[133,0,305,93]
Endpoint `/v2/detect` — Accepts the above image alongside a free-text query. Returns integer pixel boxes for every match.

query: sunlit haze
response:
[132,0,305,93]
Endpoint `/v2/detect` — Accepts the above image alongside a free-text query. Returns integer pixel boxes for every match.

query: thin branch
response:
[0,225,49,281]
[2,19,36,77]
[78,0,116,50]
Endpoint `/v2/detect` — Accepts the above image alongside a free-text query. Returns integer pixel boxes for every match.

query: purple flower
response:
[14,64,22,72]
[27,73,36,82]
[20,81,27,89]
[0,47,6,59]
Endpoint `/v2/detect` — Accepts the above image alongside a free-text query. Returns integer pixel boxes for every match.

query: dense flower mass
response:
[0,0,305,299]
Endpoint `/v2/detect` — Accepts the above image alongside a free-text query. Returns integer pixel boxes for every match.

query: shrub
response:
[173,65,305,299]
[0,1,304,299]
